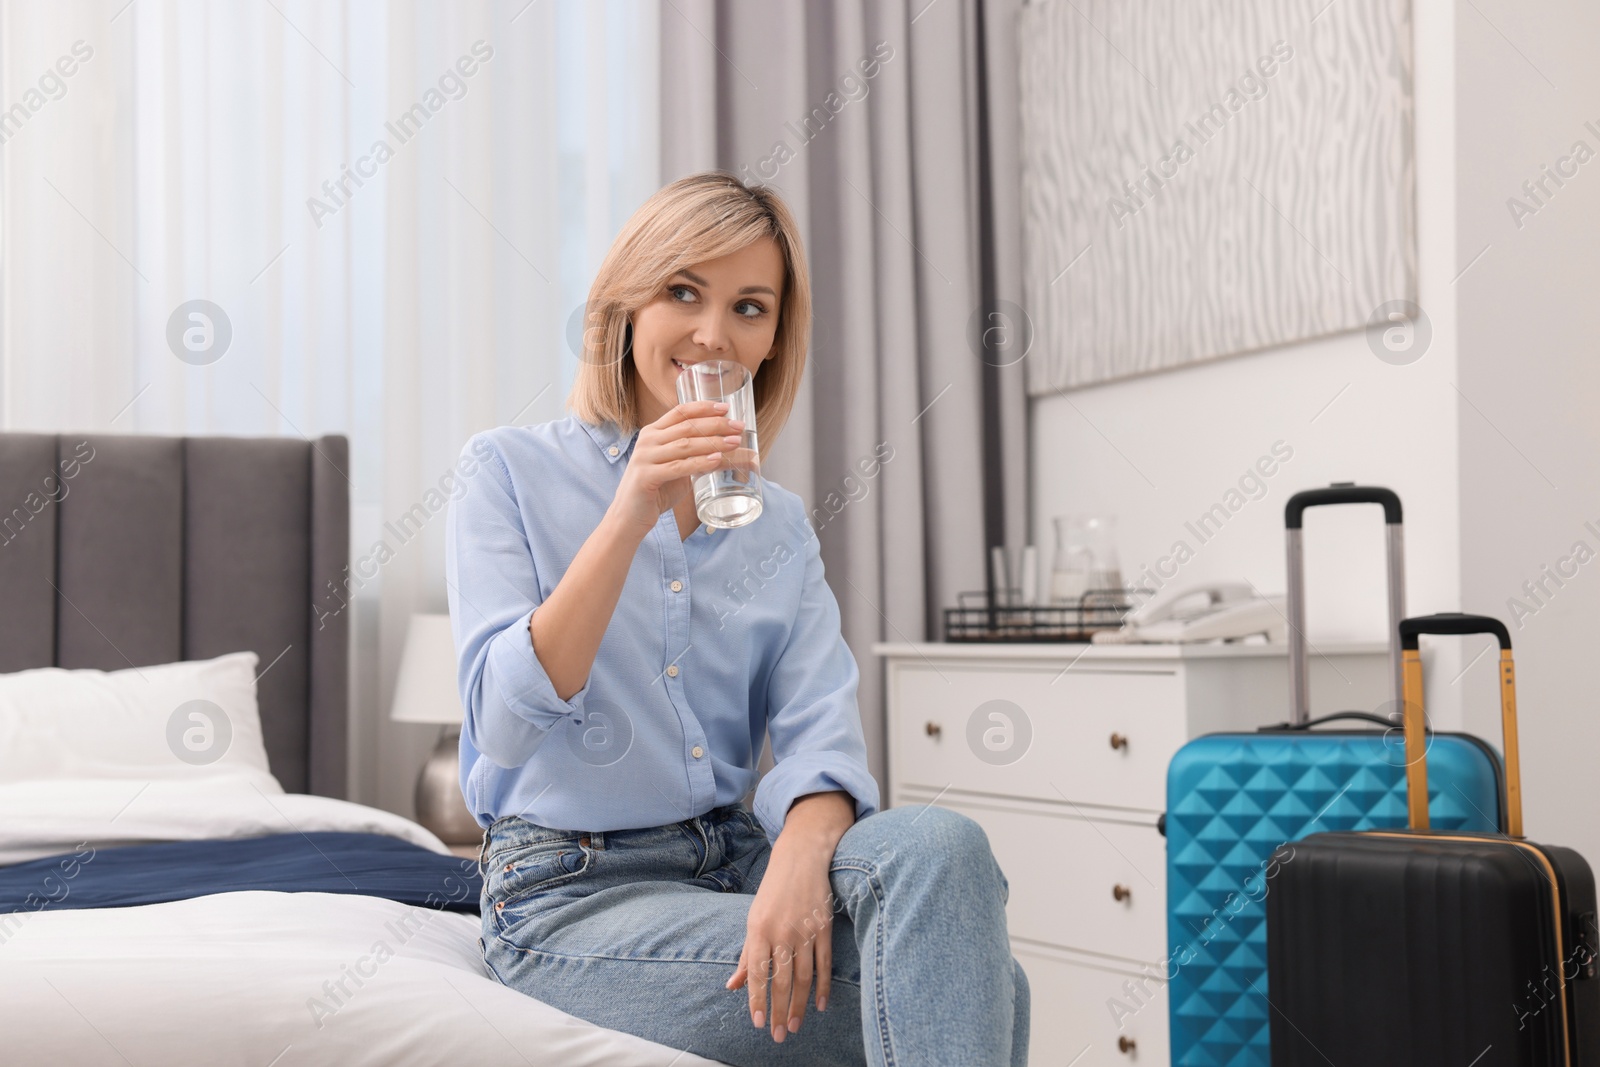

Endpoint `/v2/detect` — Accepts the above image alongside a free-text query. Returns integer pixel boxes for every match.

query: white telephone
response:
[1094,581,1288,644]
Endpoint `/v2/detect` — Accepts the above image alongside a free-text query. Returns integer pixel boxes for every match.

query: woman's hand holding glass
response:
[607,400,746,537]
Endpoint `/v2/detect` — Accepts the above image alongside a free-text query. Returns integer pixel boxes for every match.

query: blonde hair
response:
[567,172,810,456]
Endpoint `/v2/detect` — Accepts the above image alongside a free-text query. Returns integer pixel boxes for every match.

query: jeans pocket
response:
[489,840,592,914]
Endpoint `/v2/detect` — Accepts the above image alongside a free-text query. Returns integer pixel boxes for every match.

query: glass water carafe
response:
[1050,515,1122,605]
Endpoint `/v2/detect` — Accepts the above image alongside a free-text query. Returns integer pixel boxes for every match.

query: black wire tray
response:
[942,588,1149,643]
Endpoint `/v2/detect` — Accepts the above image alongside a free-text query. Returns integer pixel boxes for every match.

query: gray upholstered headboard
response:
[0,433,350,797]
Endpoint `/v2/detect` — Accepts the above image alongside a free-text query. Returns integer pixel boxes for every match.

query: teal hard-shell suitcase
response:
[1162,486,1505,1066]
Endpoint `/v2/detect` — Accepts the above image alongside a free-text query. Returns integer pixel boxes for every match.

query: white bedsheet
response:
[0,774,446,866]
[0,778,728,1067]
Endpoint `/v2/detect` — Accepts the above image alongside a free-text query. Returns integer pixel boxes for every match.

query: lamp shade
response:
[389,614,465,725]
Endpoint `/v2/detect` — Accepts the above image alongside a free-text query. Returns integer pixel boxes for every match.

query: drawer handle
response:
[1109,732,1128,751]
[1118,1036,1137,1054]
[925,721,942,738]
[1112,883,1132,903]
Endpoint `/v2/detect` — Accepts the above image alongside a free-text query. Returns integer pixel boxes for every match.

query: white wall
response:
[1030,0,1464,723]
[1030,0,1600,869]
[1455,0,1600,864]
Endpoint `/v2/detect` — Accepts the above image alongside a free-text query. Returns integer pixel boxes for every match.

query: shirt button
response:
[666,664,679,678]
[692,746,704,758]
[670,580,683,592]
[607,445,619,456]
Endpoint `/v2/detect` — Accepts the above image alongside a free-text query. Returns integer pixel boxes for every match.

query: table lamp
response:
[389,613,481,851]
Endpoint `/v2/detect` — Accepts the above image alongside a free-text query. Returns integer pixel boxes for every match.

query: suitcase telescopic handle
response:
[1284,484,1406,725]
[1398,612,1522,837]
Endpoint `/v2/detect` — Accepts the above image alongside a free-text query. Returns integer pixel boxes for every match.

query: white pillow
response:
[0,651,282,790]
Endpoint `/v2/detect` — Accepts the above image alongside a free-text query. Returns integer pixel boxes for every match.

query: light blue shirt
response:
[444,415,880,845]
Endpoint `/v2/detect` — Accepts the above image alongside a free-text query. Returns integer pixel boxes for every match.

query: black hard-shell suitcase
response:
[1266,613,1600,1066]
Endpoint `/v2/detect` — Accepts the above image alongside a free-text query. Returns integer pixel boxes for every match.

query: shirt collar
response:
[579,418,639,465]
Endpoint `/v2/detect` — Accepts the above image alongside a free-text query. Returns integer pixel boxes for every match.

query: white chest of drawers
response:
[874,641,1387,1066]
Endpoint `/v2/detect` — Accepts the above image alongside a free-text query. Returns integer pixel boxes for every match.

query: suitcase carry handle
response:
[1284,484,1406,725]
[1400,613,1511,648]
[1399,612,1522,836]
[1266,710,1402,731]
[1284,484,1403,528]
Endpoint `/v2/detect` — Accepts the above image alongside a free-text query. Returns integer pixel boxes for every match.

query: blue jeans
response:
[477,802,1031,1067]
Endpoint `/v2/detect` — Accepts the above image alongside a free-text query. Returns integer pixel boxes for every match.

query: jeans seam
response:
[481,941,512,988]
[488,938,867,993]
[673,820,712,878]
[830,862,895,1067]
[738,807,762,837]
[692,819,711,879]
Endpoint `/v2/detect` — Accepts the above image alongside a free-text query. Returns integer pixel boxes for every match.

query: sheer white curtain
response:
[373,0,660,813]
[0,0,660,815]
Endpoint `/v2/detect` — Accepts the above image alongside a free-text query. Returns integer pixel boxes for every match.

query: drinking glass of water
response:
[675,359,763,529]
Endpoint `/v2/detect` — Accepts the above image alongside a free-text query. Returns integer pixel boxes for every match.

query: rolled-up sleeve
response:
[445,435,587,770]
[751,527,881,845]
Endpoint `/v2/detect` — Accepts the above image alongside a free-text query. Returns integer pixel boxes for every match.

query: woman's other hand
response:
[726,792,855,1043]
[608,400,745,536]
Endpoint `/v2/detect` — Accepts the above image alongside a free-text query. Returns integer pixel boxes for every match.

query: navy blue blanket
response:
[0,832,483,915]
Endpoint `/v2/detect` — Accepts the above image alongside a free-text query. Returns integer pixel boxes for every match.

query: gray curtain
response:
[659,0,1029,792]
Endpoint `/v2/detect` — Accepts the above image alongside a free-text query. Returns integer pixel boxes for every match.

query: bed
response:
[0,432,725,1066]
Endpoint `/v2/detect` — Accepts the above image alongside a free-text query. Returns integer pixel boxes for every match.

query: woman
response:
[445,172,1029,1067]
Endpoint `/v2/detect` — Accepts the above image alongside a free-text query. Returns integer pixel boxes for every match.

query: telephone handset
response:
[1094,581,1287,644]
